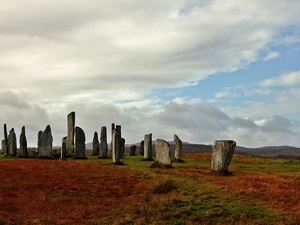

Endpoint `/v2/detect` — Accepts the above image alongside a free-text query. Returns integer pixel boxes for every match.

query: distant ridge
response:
[85,141,300,159]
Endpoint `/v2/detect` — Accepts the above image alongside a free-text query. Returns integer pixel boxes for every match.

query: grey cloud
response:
[260,115,295,134]
[231,117,258,128]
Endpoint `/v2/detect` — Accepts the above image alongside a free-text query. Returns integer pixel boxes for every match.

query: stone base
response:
[113,161,124,165]
[59,158,67,161]
[150,161,173,169]
[98,156,109,159]
[4,154,17,157]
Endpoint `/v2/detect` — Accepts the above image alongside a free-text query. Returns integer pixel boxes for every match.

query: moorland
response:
[0,153,299,225]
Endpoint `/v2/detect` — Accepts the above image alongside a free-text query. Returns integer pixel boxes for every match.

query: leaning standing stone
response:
[211,140,236,174]
[19,126,28,157]
[38,125,53,158]
[174,134,184,162]
[151,139,172,168]
[66,111,75,154]
[92,132,100,156]
[73,126,87,159]
[9,128,17,156]
[3,124,9,156]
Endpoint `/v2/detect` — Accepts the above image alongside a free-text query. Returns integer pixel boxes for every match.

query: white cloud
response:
[1,1,300,148]
[263,51,280,61]
[260,71,300,86]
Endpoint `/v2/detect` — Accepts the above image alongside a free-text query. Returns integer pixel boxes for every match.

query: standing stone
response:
[143,133,153,160]
[92,132,100,156]
[37,130,42,152]
[9,128,17,156]
[139,140,144,155]
[121,138,125,156]
[174,134,184,162]
[1,140,5,154]
[129,145,137,156]
[116,125,122,157]
[61,136,67,160]
[66,111,75,154]
[211,140,236,174]
[112,129,121,164]
[19,126,28,157]
[3,124,9,156]
[99,126,108,158]
[73,126,87,159]
[152,139,172,167]
[110,123,115,155]
[38,125,53,158]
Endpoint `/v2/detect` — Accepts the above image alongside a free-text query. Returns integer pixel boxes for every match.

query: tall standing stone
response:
[110,123,115,155]
[73,126,87,159]
[152,139,172,167]
[174,134,184,162]
[38,125,53,158]
[143,133,153,160]
[99,126,108,158]
[19,126,28,157]
[3,124,9,156]
[92,132,100,156]
[66,111,75,154]
[9,128,17,156]
[129,145,137,156]
[112,129,121,164]
[61,136,67,160]
[211,140,236,174]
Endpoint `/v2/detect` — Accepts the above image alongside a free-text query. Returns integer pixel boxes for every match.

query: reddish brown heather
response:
[0,160,149,225]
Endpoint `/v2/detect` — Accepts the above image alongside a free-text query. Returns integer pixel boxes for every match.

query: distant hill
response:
[85,141,300,159]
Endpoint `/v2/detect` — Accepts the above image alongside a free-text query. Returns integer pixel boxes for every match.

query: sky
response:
[1,0,300,148]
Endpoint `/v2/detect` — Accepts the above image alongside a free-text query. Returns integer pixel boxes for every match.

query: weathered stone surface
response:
[3,124,9,155]
[121,138,125,156]
[155,139,172,166]
[74,126,86,159]
[92,132,100,156]
[116,125,122,156]
[129,145,137,156]
[143,133,152,160]
[19,126,28,157]
[66,111,75,154]
[9,128,17,156]
[139,140,144,155]
[99,126,108,158]
[1,140,5,154]
[61,136,67,160]
[211,140,236,174]
[37,130,42,151]
[38,125,53,158]
[174,134,183,161]
[112,129,121,163]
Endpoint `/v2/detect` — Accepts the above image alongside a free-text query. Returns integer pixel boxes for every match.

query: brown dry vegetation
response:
[0,154,299,224]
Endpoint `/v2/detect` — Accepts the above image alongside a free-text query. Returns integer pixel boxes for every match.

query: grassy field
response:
[0,153,299,225]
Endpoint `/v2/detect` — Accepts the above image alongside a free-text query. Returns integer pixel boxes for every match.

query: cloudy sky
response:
[1,0,300,148]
